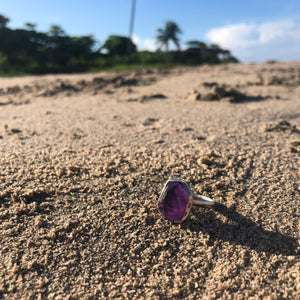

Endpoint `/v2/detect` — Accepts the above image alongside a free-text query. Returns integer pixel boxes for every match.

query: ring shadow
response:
[183,203,298,256]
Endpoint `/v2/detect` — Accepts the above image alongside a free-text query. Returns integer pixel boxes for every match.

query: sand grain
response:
[0,62,299,299]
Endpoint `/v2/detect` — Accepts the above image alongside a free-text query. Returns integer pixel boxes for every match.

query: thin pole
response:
[129,0,136,39]
[128,0,136,56]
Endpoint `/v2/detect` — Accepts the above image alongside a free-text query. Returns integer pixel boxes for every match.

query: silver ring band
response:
[192,194,214,206]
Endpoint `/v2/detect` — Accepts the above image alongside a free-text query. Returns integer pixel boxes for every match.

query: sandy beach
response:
[0,62,299,299]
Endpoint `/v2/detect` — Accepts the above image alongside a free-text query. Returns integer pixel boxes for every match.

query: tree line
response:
[0,14,97,74]
[0,14,238,75]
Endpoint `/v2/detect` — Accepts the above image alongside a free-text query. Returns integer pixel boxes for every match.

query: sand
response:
[0,62,299,299]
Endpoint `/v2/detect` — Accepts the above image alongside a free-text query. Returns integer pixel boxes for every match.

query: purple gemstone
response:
[159,182,190,222]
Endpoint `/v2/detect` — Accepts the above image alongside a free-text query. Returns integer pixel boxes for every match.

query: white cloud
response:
[142,39,158,52]
[132,34,157,52]
[206,20,300,62]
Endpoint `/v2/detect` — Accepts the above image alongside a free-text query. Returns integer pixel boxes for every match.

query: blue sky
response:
[1,0,300,62]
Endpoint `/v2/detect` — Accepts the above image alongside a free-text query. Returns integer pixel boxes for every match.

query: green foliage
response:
[92,51,177,71]
[183,40,238,65]
[102,35,136,56]
[209,43,222,49]
[48,25,66,37]
[186,40,207,49]
[24,23,37,31]
[0,52,9,74]
[0,14,9,28]
[0,14,97,74]
[0,13,239,76]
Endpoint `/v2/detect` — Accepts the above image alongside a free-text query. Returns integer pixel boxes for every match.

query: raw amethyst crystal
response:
[158,181,189,222]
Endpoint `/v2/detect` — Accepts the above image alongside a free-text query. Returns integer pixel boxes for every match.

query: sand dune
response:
[0,62,299,299]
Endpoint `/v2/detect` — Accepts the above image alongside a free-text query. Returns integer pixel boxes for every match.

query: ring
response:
[158,179,214,223]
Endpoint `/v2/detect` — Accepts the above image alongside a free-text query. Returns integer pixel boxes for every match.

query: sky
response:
[1,0,300,62]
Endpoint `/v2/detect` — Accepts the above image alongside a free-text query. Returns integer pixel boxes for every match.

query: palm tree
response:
[156,21,182,51]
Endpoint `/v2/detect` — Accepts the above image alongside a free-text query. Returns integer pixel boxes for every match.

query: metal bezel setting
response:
[158,179,193,223]
[158,179,214,223]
